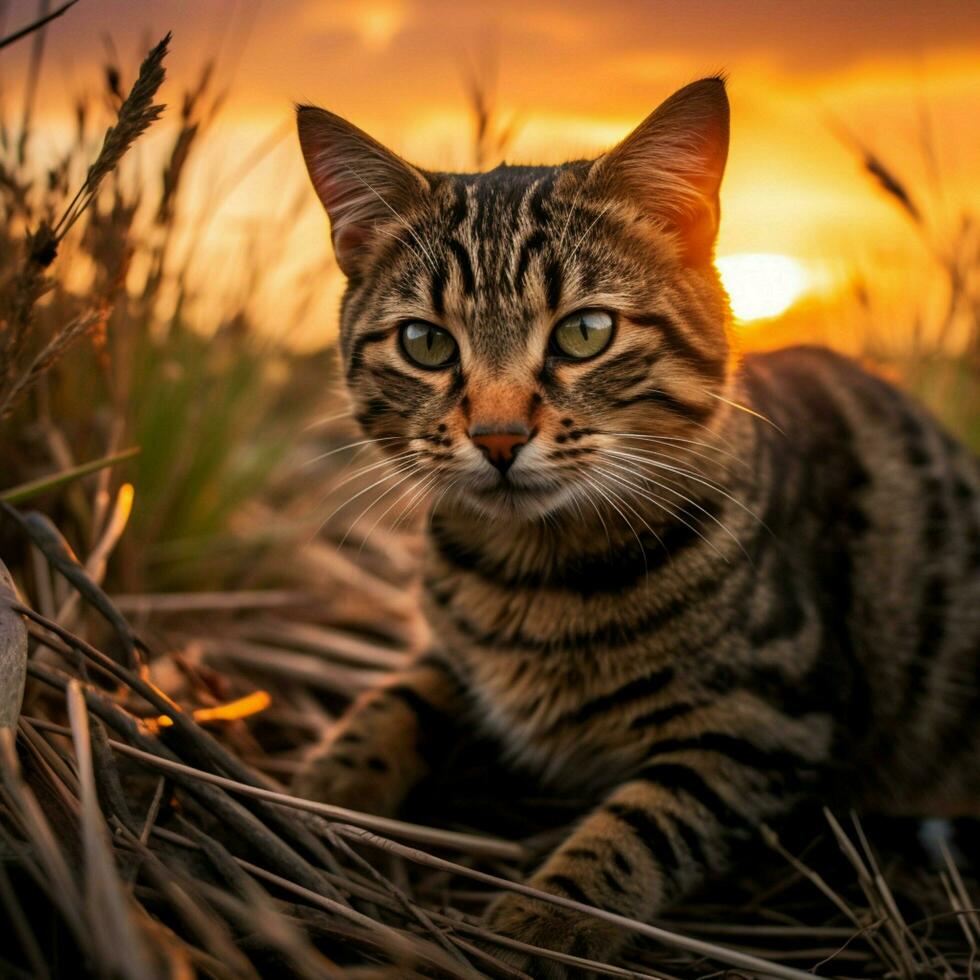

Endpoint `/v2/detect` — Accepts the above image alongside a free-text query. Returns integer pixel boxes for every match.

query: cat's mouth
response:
[473,481,549,499]
[464,474,571,518]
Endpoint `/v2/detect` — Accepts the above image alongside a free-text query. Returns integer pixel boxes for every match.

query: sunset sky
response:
[3,0,979,346]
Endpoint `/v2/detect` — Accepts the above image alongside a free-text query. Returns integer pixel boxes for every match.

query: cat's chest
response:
[461,645,653,790]
[421,534,720,789]
[424,583,667,789]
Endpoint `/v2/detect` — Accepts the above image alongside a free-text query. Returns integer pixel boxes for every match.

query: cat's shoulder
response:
[739,344,898,401]
[736,344,922,437]
[741,343,870,379]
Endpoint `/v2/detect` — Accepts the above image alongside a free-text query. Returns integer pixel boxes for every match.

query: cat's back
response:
[739,343,979,527]
[739,343,979,638]
[740,344,980,812]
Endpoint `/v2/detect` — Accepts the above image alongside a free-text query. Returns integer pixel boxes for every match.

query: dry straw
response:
[54,32,171,242]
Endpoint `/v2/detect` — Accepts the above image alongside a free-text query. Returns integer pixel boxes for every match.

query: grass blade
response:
[0,447,139,505]
[1,504,146,668]
[66,681,156,980]
[0,561,27,728]
[0,0,78,51]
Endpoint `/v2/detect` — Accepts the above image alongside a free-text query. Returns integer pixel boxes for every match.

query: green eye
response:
[550,309,614,360]
[399,321,458,369]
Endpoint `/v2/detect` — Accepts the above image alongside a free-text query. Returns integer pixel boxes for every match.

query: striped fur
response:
[294,79,980,974]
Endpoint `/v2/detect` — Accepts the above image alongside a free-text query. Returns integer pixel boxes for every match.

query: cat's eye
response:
[550,309,614,360]
[399,321,458,369]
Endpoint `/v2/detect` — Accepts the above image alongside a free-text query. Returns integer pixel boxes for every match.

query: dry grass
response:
[840,121,980,451]
[1,12,979,980]
[0,27,168,421]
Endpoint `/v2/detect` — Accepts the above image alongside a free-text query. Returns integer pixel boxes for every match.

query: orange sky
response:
[3,0,980,347]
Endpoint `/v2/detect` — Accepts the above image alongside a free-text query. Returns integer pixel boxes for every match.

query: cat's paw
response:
[482,892,620,979]
[291,743,404,817]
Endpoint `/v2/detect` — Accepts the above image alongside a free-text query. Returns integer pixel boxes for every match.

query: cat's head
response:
[298,78,732,521]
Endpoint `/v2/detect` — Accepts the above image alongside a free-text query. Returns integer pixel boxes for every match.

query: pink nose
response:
[470,425,529,474]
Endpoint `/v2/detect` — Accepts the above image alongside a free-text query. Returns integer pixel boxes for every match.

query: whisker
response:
[601,450,757,556]
[302,435,404,468]
[592,476,666,550]
[605,439,738,478]
[324,449,421,496]
[568,201,614,260]
[427,477,461,522]
[581,474,649,577]
[336,461,429,548]
[303,407,355,431]
[597,430,745,467]
[357,469,440,552]
[705,389,785,434]
[601,447,725,495]
[591,461,730,563]
[568,480,612,548]
[595,455,745,561]
[600,447,768,532]
[584,473,665,567]
[369,222,437,275]
[607,450,734,498]
[298,448,418,525]
[595,415,739,455]
[560,486,588,528]
[316,456,424,537]
[556,175,590,255]
[397,472,443,530]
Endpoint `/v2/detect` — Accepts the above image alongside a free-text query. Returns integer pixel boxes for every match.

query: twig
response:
[16,604,348,878]
[25,714,525,861]
[0,0,76,51]
[110,590,315,614]
[331,825,816,980]
[0,729,89,947]
[57,482,134,626]
[0,560,27,727]
[24,666,348,904]
[1,506,145,668]
[139,777,168,847]
[169,835,667,980]
[0,859,50,980]
[66,681,155,979]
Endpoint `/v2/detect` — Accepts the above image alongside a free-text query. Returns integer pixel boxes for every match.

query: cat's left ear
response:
[297,105,430,278]
[594,77,729,265]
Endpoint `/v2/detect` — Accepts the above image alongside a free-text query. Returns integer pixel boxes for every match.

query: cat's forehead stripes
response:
[350,165,641,364]
[411,169,569,359]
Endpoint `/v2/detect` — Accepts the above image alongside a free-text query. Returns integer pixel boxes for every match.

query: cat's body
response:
[424,345,980,816]
[293,79,980,974]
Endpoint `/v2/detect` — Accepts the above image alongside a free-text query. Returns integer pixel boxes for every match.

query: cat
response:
[292,77,980,976]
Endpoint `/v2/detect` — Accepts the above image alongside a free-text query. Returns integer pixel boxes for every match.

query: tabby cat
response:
[293,78,980,975]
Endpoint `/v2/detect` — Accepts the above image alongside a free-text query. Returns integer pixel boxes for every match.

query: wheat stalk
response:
[54,32,171,242]
[0,308,104,419]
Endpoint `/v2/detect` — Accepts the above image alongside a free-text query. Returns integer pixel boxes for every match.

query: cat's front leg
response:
[485,759,793,977]
[292,654,464,816]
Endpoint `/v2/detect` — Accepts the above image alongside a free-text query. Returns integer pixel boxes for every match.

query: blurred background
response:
[5,0,980,345]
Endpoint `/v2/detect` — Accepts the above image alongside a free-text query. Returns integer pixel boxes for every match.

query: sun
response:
[715,253,813,323]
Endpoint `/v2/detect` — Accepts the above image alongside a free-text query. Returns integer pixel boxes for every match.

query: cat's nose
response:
[469,424,530,474]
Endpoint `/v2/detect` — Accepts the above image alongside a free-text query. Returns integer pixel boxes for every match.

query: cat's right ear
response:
[296,106,429,277]
[592,77,730,265]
